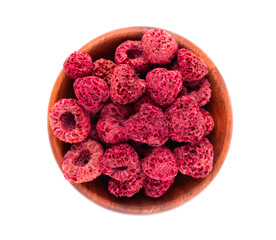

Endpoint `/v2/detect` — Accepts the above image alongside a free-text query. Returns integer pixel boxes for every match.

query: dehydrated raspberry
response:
[61,139,104,183]
[189,78,211,107]
[200,108,214,136]
[133,94,155,112]
[96,116,129,145]
[73,76,109,113]
[126,103,169,147]
[165,96,205,143]
[142,147,178,181]
[100,102,132,120]
[143,176,174,198]
[63,51,93,79]
[174,137,214,178]
[142,29,178,65]
[110,64,146,105]
[115,40,150,73]
[92,58,117,85]
[172,48,208,81]
[146,68,183,107]
[101,143,140,181]
[49,98,90,143]
[108,170,144,197]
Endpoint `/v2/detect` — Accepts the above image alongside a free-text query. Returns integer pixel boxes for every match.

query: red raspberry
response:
[62,139,104,183]
[108,170,144,197]
[173,48,208,81]
[165,96,205,143]
[115,40,150,73]
[100,102,132,120]
[142,147,178,181]
[174,137,214,178]
[63,51,93,79]
[142,29,178,65]
[49,98,90,143]
[143,176,174,198]
[73,76,109,113]
[92,58,117,85]
[200,108,214,136]
[101,143,140,181]
[146,68,183,107]
[189,78,211,107]
[126,103,169,147]
[110,64,146,105]
[96,116,129,145]
[133,94,155,112]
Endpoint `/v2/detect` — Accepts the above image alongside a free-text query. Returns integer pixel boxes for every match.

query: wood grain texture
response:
[47,26,233,214]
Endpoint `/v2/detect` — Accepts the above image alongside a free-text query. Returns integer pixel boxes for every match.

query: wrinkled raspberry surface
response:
[101,143,140,181]
[108,170,144,197]
[189,78,211,107]
[100,102,132,120]
[110,64,146,105]
[73,76,109,113]
[146,68,182,107]
[115,40,150,73]
[62,139,103,183]
[200,108,214,136]
[142,147,178,181]
[133,94,155,112]
[49,98,90,143]
[63,51,93,79]
[142,29,178,65]
[174,137,214,178]
[92,58,117,85]
[143,176,174,198]
[126,103,169,147]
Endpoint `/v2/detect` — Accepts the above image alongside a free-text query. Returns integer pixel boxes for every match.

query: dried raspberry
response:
[189,78,211,107]
[62,139,104,183]
[92,58,117,85]
[133,94,155,112]
[200,108,214,136]
[115,40,150,73]
[142,29,178,65]
[146,68,183,107]
[108,170,144,197]
[100,102,132,120]
[126,103,169,147]
[110,64,146,105]
[165,96,205,143]
[101,143,140,181]
[73,76,109,113]
[143,176,174,198]
[173,48,208,81]
[49,98,90,143]
[63,51,93,79]
[96,116,129,145]
[142,147,178,181]
[174,137,214,178]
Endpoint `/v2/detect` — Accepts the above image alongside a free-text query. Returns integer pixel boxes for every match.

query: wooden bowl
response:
[47,27,233,214]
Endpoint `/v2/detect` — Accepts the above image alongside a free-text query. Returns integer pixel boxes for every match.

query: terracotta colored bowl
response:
[47,27,233,214]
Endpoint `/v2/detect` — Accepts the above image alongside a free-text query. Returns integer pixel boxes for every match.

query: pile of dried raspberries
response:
[49,28,214,198]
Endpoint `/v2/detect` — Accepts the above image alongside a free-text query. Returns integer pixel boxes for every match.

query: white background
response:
[1,0,275,239]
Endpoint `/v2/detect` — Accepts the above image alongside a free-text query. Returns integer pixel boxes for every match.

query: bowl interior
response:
[47,27,233,214]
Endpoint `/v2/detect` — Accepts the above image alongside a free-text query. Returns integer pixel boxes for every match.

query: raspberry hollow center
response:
[60,111,76,131]
[73,149,91,167]
[127,49,143,59]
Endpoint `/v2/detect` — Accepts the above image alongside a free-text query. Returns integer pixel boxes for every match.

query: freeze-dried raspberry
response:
[73,76,109,113]
[92,58,117,85]
[165,96,205,143]
[133,94,155,112]
[61,139,104,183]
[100,102,132,120]
[172,48,208,81]
[189,78,211,107]
[146,68,183,107]
[108,170,144,197]
[142,29,178,65]
[101,143,140,181]
[115,40,150,73]
[126,103,169,147]
[49,98,90,143]
[110,64,146,105]
[96,116,129,145]
[200,108,214,136]
[63,51,93,79]
[174,137,214,178]
[143,176,174,198]
[142,147,178,181]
